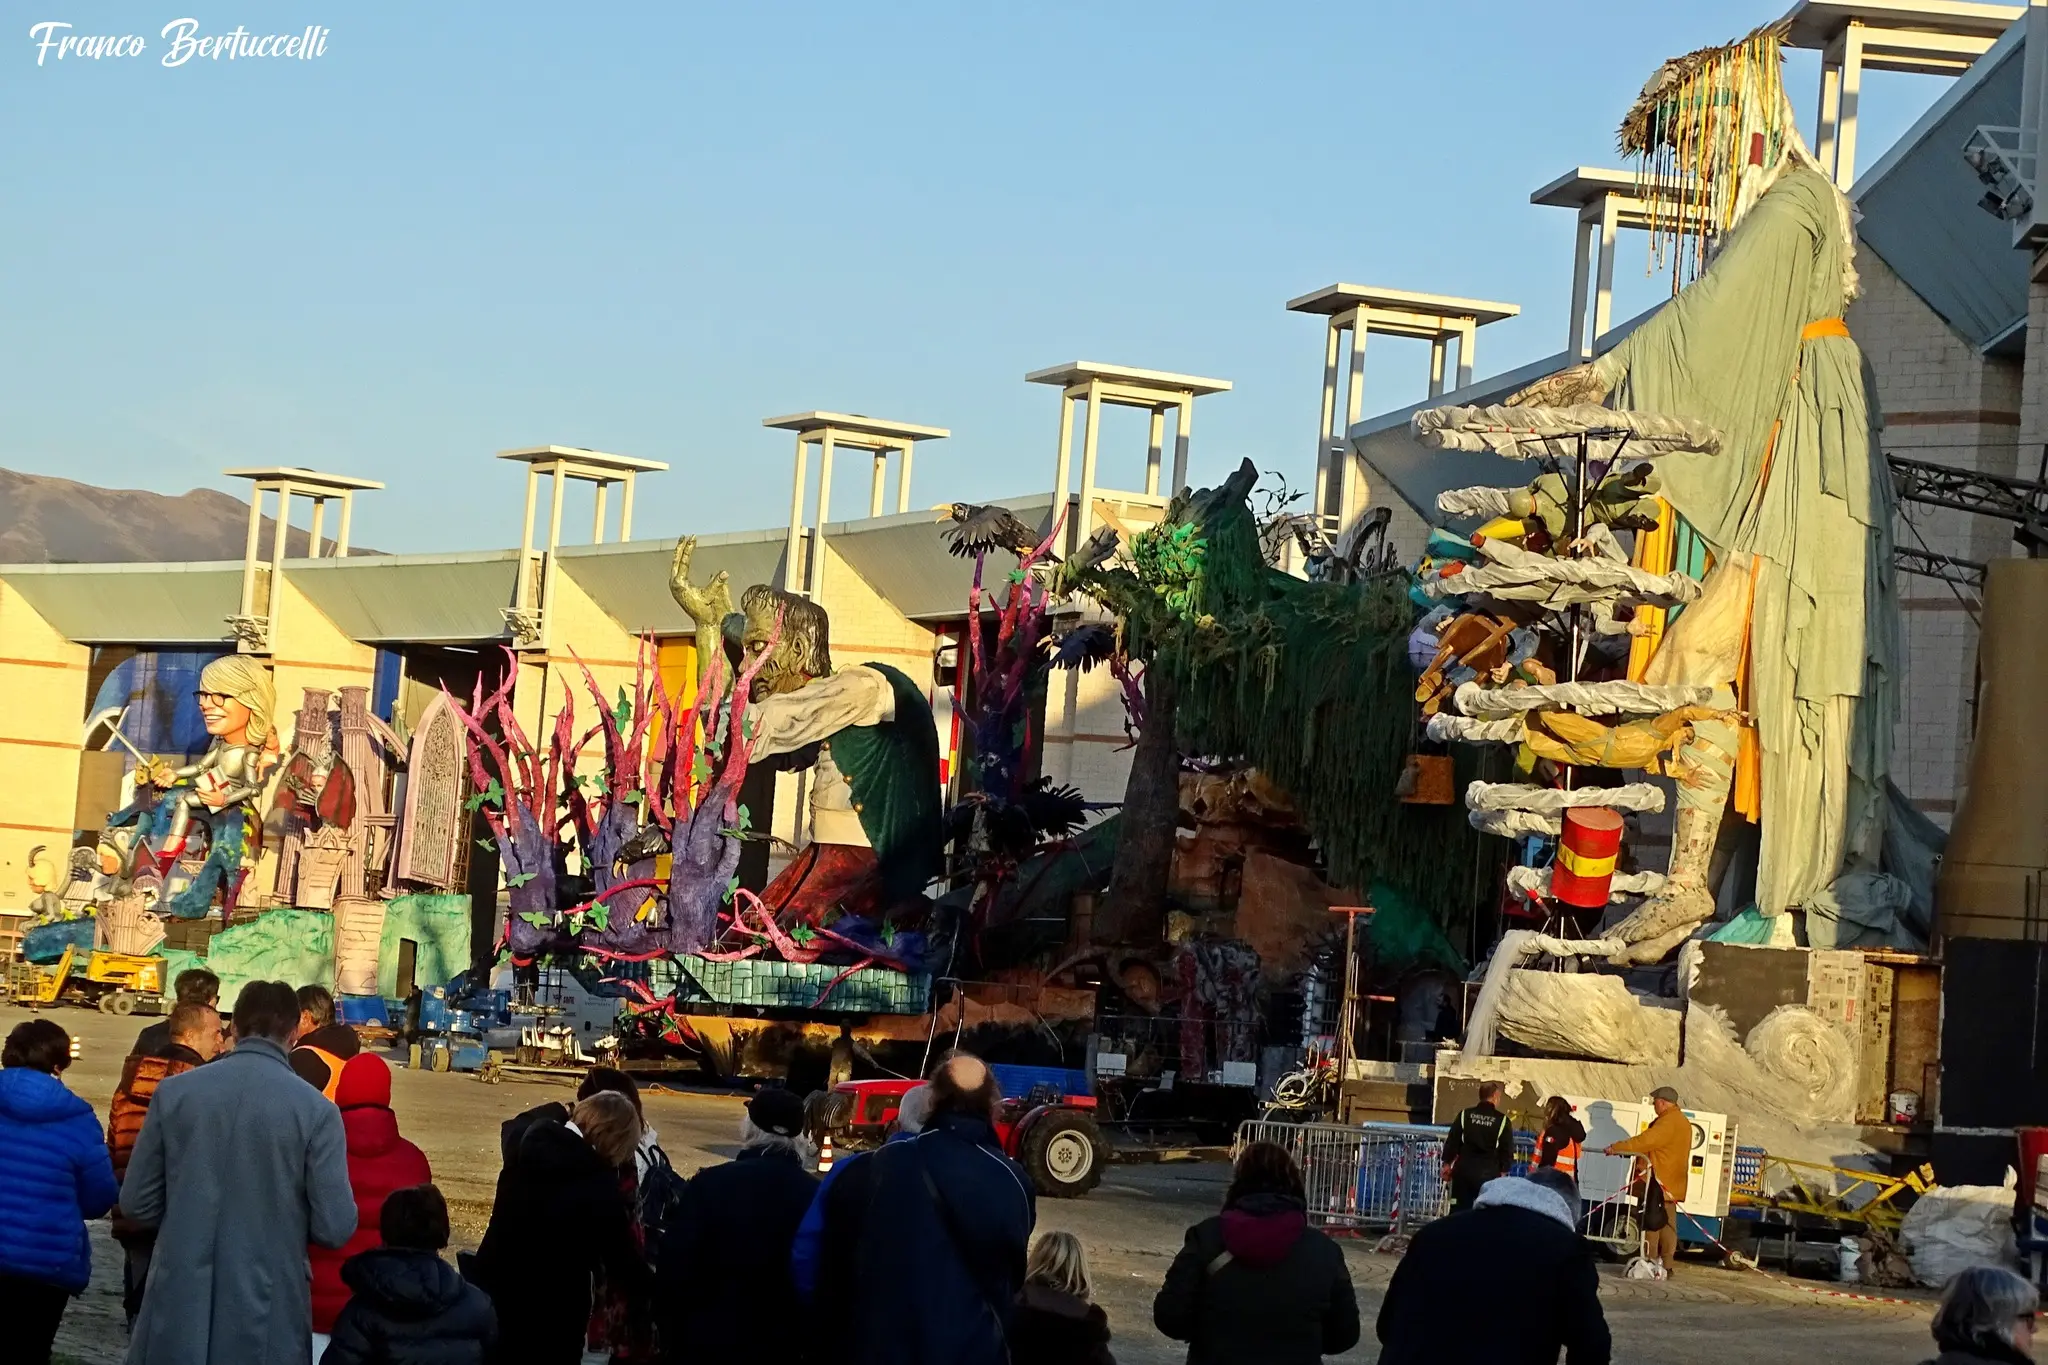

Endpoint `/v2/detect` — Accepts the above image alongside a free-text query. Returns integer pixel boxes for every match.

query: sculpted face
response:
[740,598,820,701]
[196,690,252,745]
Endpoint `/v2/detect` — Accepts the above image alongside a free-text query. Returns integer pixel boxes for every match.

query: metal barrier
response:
[1234,1119,1643,1249]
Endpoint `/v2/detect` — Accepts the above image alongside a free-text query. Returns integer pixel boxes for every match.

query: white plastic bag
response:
[1899,1181,2019,1287]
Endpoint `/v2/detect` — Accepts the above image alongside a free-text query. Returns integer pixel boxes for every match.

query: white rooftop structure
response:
[1531,167,1710,358]
[1027,362,1232,545]
[1285,284,1519,541]
[224,467,386,653]
[1781,0,2023,186]
[495,445,668,648]
[763,411,951,596]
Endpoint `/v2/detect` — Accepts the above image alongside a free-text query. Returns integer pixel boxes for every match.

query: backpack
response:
[638,1144,688,1258]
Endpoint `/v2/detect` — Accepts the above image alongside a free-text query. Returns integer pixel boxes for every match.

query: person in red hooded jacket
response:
[311,1053,432,1342]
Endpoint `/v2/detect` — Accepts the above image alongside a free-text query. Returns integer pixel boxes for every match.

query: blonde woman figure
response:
[1010,1230,1115,1365]
[144,655,277,872]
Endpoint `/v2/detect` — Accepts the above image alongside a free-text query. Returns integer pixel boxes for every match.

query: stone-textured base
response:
[673,955,930,1013]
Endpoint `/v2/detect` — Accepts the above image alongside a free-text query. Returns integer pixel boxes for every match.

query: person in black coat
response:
[1442,1080,1516,1212]
[814,1053,1037,1365]
[1376,1168,1609,1365]
[1154,1141,1358,1365]
[470,1093,649,1365]
[323,1184,495,1365]
[655,1088,818,1364]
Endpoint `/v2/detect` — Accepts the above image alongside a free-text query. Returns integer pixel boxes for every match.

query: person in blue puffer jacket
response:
[0,1018,120,1365]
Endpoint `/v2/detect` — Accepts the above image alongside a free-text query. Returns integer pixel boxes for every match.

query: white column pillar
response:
[1315,317,1342,529]
[1835,22,1865,189]
[1345,306,1371,427]
[1076,379,1103,547]
[591,481,609,545]
[1455,319,1477,391]
[540,463,567,647]
[1567,211,1595,359]
[870,450,887,518]
[896,440,913,514]
[1427,339,1447,398]
[269,486,291,642]
[307,497,326,559]
[1593,194,1620,346]
[1145,407,1166,496]
[240,485,266,618]
[1339,306,1371,527]
[620,473,636,542]
[783,435,809,592]
[334,494,353,557]
[1171,395,1193,495]
[1815,46,1843,175]
[809,432,836,598]
[1052,393,1076,522]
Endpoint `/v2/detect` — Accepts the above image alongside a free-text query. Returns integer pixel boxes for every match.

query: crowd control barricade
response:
[1233,1119,1644,1250]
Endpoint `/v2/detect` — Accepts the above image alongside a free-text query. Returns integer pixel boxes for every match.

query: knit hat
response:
[748,1087,805,1138]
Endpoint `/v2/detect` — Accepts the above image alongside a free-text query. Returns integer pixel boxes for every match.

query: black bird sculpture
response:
[943,502,1057,561]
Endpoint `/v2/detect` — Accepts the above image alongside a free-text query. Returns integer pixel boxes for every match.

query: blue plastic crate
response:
[991,1063,1092,1100]
[338,996,389,1026]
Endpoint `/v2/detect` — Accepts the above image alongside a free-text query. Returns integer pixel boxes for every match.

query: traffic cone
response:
[816,1132,834,1174]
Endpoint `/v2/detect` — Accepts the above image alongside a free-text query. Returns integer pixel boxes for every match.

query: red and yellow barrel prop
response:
[1552,807,1623,908]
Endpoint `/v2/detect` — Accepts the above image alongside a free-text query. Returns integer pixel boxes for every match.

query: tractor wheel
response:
[103,991,138,1017]
[1020,1110,1107,1198]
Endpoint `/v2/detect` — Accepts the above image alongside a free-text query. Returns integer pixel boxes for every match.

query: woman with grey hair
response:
[1924,1265,2038,1364]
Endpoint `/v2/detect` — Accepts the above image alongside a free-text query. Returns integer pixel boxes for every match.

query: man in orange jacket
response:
[1605,1086,1691,1274]
[109,1002,220,1321]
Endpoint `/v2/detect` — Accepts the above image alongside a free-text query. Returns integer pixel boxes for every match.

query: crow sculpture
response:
[943,502,1056,560]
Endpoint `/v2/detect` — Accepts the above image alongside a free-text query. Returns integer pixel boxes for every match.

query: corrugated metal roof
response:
[558,533,789,634]
[0,561,242,645]
[825,500,1055,622]
[1853,25,2028,349]
[287,552,520,644]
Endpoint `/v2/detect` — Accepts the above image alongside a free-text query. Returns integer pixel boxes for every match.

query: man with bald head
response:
[814,1053,1036,1365]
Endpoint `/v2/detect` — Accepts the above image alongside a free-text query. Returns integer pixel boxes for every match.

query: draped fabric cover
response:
[1592,167,1901,917]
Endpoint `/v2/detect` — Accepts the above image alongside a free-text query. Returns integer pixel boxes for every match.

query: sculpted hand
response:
[669,536,735,630]
[1505,363,1611,409]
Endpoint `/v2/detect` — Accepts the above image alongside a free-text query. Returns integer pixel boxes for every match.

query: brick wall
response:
[1848,248,2028,823]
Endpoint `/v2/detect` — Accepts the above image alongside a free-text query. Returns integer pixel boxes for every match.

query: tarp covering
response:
[1419,536,1703,608]
[1496,970,1681,1065]
[1453,680,1716,718]
[1592,166,1901,920]
[1411,404,1723,462]
[1465,781,1666,813]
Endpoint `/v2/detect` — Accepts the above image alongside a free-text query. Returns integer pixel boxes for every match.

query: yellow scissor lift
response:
[1732,1148,1936,1233]
[7,944,166,1016]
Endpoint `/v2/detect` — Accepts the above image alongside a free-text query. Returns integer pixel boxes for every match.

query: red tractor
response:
[817,1073,1110,1198]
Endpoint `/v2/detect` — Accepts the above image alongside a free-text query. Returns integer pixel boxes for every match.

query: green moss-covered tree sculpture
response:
[1065,459,1489,932]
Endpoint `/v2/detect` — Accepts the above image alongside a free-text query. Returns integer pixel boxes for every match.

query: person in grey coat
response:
[123,979,358,1365]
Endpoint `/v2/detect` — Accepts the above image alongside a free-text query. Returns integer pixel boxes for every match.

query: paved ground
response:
[20,1004,1955,1365]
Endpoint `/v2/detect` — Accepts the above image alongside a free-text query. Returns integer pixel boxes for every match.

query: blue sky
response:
[1,2,1954,553]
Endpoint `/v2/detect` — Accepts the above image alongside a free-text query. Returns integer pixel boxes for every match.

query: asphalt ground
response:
[17,1003,1956,1365]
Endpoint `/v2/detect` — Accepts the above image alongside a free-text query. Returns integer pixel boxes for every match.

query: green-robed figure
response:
[1512,22,1902,959]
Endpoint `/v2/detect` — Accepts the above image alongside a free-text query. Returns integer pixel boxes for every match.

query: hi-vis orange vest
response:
[301,1046,347,1101]
[1552,1137,1581,1178]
